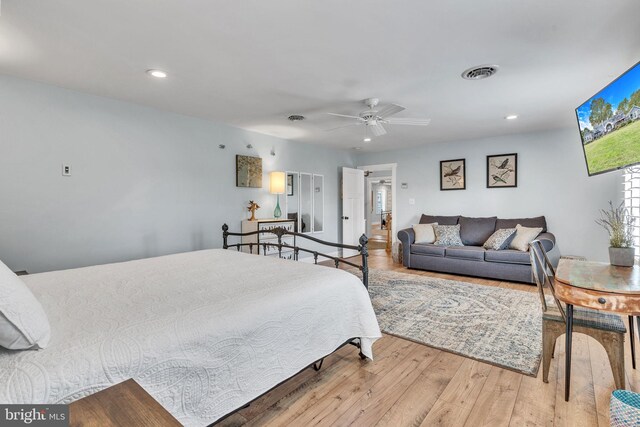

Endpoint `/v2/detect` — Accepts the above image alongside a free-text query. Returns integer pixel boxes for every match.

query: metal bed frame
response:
[221,223,369,289]
[212,224,371,425]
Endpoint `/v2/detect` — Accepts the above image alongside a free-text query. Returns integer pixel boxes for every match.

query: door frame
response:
[358,163,398,244]
[366,175,392,235]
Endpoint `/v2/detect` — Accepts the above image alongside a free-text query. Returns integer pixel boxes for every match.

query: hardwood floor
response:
[368,228,389,250]
[218,250,638,426]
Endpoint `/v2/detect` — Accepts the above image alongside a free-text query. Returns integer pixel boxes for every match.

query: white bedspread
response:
[0,249,380,426]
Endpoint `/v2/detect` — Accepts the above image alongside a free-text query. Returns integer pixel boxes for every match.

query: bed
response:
[0,245,381,426]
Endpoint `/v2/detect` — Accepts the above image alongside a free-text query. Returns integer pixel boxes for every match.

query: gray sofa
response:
[397,214,559,284]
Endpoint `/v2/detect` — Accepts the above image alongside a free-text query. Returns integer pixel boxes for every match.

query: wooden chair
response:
[529,240,627,395]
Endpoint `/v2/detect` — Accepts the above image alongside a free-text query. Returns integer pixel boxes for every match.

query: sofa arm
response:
[398,228,415,267]
[398,228,415,245]
[538,232,555,252]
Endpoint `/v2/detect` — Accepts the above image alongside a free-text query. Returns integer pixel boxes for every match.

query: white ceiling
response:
[1,0,639,151]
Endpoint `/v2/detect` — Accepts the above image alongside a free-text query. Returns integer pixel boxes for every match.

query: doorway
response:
[358,163,397,252]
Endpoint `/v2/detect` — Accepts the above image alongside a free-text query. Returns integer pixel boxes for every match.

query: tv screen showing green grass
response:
[576,61,640,176]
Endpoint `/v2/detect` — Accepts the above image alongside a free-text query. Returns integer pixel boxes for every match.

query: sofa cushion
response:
[411,244,447,257]
[485,249,531,265]
[420,214,459,225]
[459,216,497,246]
[445,246,486,261]
[496,216,547,233]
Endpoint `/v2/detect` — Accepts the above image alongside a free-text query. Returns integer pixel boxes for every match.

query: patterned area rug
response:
[363,268,542,376]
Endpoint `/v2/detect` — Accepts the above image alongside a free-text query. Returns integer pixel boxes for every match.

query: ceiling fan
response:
[326,98,431,141]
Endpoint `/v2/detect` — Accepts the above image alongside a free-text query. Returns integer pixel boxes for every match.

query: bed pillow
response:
[483,228,517,250]
[509,224,544,252]
[0,261,50,350]
[413,223,438,244]
[433,224,464,246]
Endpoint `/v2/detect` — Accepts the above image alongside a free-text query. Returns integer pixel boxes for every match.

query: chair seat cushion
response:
[484,249,531,265]
[445,246,485,261]
[543,300,626,333]
[410,244,446,257]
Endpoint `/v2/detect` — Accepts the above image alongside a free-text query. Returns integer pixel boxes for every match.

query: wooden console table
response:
[555,259,640,400]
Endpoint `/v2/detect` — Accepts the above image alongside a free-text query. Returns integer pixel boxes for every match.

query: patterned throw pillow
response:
[483,228,517,250]
[433,224,464,246]
[413,222,438,244]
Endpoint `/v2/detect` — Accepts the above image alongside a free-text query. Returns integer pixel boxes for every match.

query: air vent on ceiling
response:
[461,65,499,80]
[288,114,305,121]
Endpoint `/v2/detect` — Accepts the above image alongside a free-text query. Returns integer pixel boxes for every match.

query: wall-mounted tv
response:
[576,61,640,176]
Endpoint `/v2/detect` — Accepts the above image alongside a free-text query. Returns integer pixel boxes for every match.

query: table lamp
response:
[269,171,286,218]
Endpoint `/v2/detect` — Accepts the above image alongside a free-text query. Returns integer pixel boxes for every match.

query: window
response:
[623,168,640,254]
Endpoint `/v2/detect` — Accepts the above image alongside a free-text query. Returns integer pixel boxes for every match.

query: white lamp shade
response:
[269,171,286,194]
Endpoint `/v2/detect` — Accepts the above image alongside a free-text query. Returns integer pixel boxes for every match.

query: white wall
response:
[0,75,352,273]
[354,128,623,262]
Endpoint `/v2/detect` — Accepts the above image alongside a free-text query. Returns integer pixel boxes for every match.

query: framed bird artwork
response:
[487,153,517,188]
[440,159,466,190]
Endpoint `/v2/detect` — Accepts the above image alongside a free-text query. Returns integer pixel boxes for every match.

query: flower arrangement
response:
[596,201,635,248]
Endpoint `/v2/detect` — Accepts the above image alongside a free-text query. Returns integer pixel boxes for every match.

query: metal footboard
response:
[221,223,369,289]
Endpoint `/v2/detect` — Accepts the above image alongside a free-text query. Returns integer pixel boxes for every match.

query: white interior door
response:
[342,167,365,258]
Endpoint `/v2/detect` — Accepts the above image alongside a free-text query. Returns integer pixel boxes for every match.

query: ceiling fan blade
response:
[376,103,406,118]
[327,112,365,120]
[384,117,431,126]
[369,123,387,137]
[325,122,362,132]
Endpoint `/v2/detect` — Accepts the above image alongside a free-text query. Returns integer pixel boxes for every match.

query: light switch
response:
[62,165,71,176]
[409,198,415,205]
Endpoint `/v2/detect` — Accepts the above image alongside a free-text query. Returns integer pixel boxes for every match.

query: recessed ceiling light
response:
[147,69,167,78]
[363,137,372,142]
[505,115,518,120]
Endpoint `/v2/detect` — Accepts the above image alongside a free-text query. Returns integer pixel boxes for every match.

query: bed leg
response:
[348,338,367,360]
[313,359,324,371]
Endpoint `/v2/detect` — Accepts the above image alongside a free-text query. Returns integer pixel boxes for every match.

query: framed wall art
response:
[236,155,263,188]
[287,173,294,196]
[487,153,517,188]
[440,159,466,190]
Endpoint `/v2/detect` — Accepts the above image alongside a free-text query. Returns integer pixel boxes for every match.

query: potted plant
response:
[596,201,636,267]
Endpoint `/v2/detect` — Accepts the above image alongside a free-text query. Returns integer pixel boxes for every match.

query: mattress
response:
[0,249,381,426]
